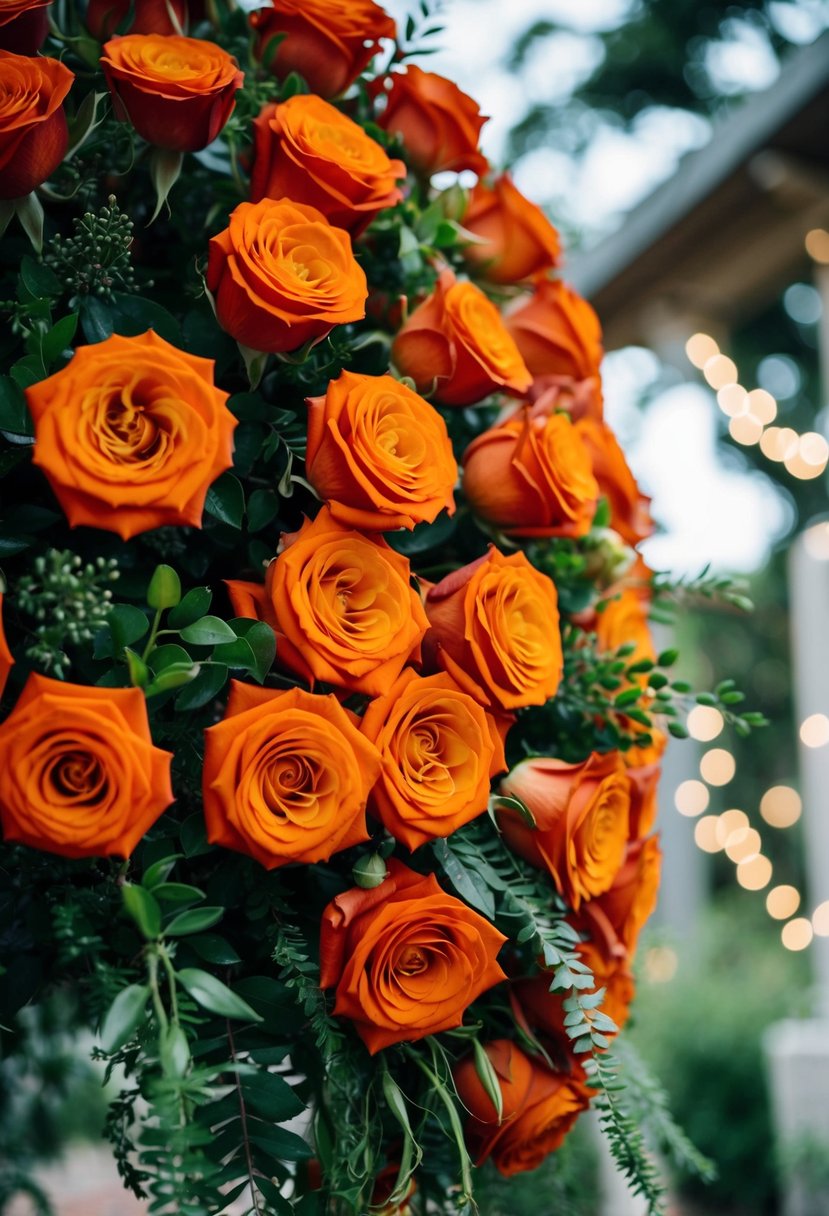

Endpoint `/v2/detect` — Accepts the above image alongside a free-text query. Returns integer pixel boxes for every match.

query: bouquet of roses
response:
[0,1,760,1213]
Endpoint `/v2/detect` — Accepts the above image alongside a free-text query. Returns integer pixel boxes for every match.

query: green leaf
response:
[386,509,457,555]
[241,1072,305,1122]
[233,977,292,1029]
[472,1038,503,1123]
[80,296,114,344]
[211,636,257,671]
[204,472,245,528]
[20,255,60,299]
[248,1123,313,1161]
[246,488,280,532]
[41,313,79,367]
[165,906,225,936]
[122,884,162,939]
[108,603,150,651]
[228,619,275,683]
[152,882,205,904]
[176,968,263,1022]
[167,586,212,629]
[179,615,237,645]
[180,811,212,858]
[147,564,182,610]
[148,644,192,672]
[99,983,150,1053]
[432,839,496,920]
[0,376,33,436]
[144,662,200,696]
[255,1176,294,1214]
[160,1024,190,1079]
[111,292,181,344]
[124,647,149,687]
[668,721,689,739]
[142,854,183,889]
[175,662,228,710]
[148,147,184,224]
[189,934,241,966]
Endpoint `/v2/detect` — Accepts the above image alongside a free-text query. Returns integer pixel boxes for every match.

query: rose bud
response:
[0,0,51,54]
[86,0,187,39]
[392,269,531,407]
[461,174,561,285]
[506,279,603,383]
[0,50,73,200]
[250,0,395,100]
[376,64,488,176]
[100,33,243,153]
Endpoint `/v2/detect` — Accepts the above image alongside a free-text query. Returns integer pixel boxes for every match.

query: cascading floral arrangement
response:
[0,2,762,1214]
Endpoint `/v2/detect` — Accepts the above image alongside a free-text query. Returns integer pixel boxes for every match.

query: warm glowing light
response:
[729,414,763,445]
[812,901,829,936]
[644,946,678,984]
[745,388,777,425]
[766,885,800,920]
[725,826,762,863]
[686,333,720,368]
[785,451,827,480]
[760,786,802,828]
[704,355,738,389]
[736,854,772,890]
[674,779,710,817]
[760,426,799,462]
[800,714,829,748]
[804,522,829,561]
[687,705,724,742]
[694,815,722,853]
[782,918,813,950]
[799,432,829,466]
[805,228,829,264]
[717,384,748,417]
[716,809,749,847]
[700,748,736,786]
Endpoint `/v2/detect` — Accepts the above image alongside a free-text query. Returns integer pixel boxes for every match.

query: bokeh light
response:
[812,901,829,937]
[782,918,814,951]
[717,384,748,417]
[805,228,829,264]
[700,748,736,786]
[685,333,720,368]
[644,946,679,983]
[760,426,799,462]
[800,714,829,748]
[687,705,724,741]
[704,354,738,389]
[745,388,777,424]
[766,885,800,920]
[729,414,763,445]
[725,826,762,863]
[760,786,802,828]
[675,779,710,817]
[736,854,772,890]
[716,809,749,847]
[694,815,722,852]
[804,522,829,560]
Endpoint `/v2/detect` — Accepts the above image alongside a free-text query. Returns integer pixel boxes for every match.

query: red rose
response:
[375,65,487,176]
[0,0,51,54]
[0,50,73,200]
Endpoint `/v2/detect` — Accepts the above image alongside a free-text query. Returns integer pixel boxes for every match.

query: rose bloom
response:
[574,416,653,547]
[626,738,664,839]
[499,752,631,909]
[86,0,187,39]
[250,94,405,234]
[100,33,242,153]
[596,586,655,668]
[454,1040,590,1176]
[0,0,51,54]
[360,669,506,850]
[0,50,73,200]
[514,941,635,1053]
[227,507,428,697]
[506,279,603,384]
[424,547,563,712]
[392,270,532,408]
[0,674,173,859]
[376,65,487,176]
[320,859,506,1053]
[462,402,599,539]
[0,592,13,699]
[207,197,368,354]
[577,835,662,961]
[251,0,395,100]
[26,330,237,541]
[203,681,381,869]
[461,175,561,285]
[305,370,457,531]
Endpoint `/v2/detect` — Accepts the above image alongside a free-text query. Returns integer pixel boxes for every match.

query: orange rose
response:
[86,0,187,39]
[577,835,662,962]
[424,547,563,712]
[227,507,428,697]
[376,65,487,176]
[453,1040,590,1176]
[0,592,13,700]
[462,403,598,539]
[514,941,635,1055]
[499,752,631,909]
[596,586,655,668]
[203,680,381,869]
[207,197,368,354]
[392,270,532,408]
[625,728,665,838]
[0,0,51,54]
[100,33,242,153]
[506,280,603,384]
[360,669,506,850]
[250,94,405,234]
[251,0,395,100]
[319,859,506,1053]
[461,175,561,285]
[574,416,653,547]
[0,51,73,200]
[305,370,457,531]
[0,674,173,859]
[26,330,237,540]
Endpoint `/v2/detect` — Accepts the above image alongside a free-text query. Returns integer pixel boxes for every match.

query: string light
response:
[812,901,829,936]
[782,918,813,951]
[804,522,829,560]
[729,414,763,445]
[716,809,749,847]
[745,388,777,425]
[674,780,710,816]
[717,384,748,417]
[799,433,829,466]
[703,355,738,389]
[759,785,802,828]
[785,450,827,480]
[687,705,724,742]
[766,886,800,919]
[736,854,772,890]
[800,714,829,748]
[805,228,829,264]
[700,748,736,786]
[694,815,722,852]
[685,333,720,368]
[725,826,762,863]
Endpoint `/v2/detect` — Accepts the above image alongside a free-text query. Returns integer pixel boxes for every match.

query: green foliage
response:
[14,550,119,676]
[43,196,138,305]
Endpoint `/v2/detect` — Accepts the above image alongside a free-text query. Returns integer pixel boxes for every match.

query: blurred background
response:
[6,2,829,1214]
